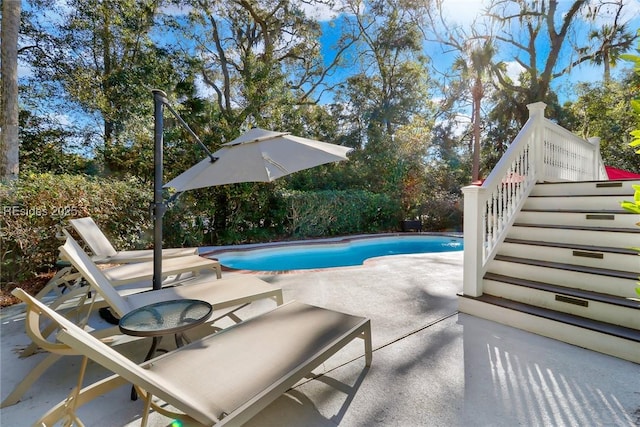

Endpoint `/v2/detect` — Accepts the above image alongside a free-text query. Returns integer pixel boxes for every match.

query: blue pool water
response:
[213,235,463,271]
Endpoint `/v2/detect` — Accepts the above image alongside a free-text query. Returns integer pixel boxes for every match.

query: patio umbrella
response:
[152,92,351,290]
[164,127,352,191]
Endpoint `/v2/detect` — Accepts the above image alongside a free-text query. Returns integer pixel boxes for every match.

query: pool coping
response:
[199,232,463,275]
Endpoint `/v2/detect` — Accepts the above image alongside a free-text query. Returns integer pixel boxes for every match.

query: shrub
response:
[284,190,400,237]
[1,173,151,285]
[418,191,463,231]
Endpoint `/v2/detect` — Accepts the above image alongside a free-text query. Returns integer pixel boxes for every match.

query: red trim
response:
[605,166,640,180]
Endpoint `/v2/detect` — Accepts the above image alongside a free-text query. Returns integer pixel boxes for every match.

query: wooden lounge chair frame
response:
[1,236,283,408]
[69,216,199,264]
[13,288,372,427]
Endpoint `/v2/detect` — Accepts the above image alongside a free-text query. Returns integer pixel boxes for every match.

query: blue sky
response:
[316,0,639,103]
[18,0,640,128]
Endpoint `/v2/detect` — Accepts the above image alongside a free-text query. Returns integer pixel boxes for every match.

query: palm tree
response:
[588,23,636,83]
[454,40,500,182]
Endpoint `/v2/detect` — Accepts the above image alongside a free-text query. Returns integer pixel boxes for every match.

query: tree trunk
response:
[1,0,21,181]
[603,48,611,83]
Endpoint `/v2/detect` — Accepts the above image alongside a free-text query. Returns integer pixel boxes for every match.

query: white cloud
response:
[440,0,490,25]
[589,0,640,25]
[298,0,345,21]
[505,61,525,83]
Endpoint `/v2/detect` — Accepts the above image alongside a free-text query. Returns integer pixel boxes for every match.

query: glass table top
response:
[119,299,213,337]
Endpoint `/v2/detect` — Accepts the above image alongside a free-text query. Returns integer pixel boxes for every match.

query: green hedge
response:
[1,173,151,284]
[2,174,454,286]
[284,190,401,237]
[162,188,401,246]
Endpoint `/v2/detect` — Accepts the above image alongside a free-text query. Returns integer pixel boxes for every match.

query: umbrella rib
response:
[263,155,290,176]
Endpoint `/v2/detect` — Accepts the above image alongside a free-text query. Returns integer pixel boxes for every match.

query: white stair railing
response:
[461,102,607,297]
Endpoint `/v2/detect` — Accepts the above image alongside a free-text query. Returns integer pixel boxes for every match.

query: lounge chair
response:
[69,216,199,264]
[69,218,223,278]
[1,236,283,408]
[12,288,372,426]
[36,252,222,304]
[37,218,220,299]
[58,234,283,318]
[36,228,222,304]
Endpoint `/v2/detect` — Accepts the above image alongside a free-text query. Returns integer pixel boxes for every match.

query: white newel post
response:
[588,137,601,180]
[527,102,546,181]
[462,184,484,297]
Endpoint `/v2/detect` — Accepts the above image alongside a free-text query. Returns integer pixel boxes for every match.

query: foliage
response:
[619,34,640,297]
[335,0,436,216]
[620,184,640,297]
[581,0,638,83]
[0,173,151,284]
[163,182,289,247]
[620,35,640,154]
[486,0,635,108]
[173,0,349,132]
[19,110,98,175]
[418,190,462,231]
[20,0,186,176]
[620,186,640,216]
[564,73,640,173]
[163,188,402,246]
[285,190,400,238]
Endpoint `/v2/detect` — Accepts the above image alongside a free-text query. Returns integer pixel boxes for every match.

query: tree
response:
[175,0,356,135]
[337,0,435,200]
[482,0,637,122]
[581,0,637,83]
[451,40,502,182]
[1,0,21,181]
[19,110,96,175]
[484,0,587,121]
[21,0,182,176]
[565,74,640,173]
[621,32,640,154]
[160,0,359,242]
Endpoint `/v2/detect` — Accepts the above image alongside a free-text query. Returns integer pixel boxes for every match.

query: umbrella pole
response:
[152,89,167,291]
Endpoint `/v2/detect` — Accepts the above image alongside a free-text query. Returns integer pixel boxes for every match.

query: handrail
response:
[541,119,605,182]
[461,102,606,297]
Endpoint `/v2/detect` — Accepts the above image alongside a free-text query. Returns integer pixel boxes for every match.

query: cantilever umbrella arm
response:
[152,89,217,290]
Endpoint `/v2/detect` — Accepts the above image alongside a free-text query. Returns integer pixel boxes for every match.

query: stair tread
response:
[512,223,640,233]
[493,254,638,279]
[503,238,639,256]
[462,294,640,342]
[483,272,640,309]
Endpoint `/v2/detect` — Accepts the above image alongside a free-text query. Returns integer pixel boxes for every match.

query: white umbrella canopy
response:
[164,128,352,192]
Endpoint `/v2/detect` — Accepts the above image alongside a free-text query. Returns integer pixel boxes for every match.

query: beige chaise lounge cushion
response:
[69,216,198,263]
[14,288,372,426]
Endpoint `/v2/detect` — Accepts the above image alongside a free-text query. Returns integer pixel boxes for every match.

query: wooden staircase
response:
[459,180,640,363]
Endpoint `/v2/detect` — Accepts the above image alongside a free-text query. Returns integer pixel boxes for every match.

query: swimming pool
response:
[208,234,463,271]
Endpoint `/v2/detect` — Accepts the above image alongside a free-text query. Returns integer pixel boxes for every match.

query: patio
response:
[1,250,639,426]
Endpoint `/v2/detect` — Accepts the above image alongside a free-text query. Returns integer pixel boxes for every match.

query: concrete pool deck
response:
[1,250,639,426]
